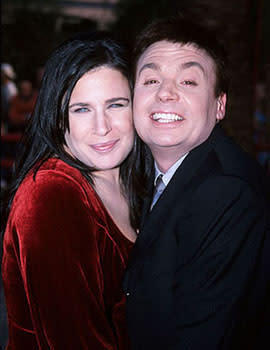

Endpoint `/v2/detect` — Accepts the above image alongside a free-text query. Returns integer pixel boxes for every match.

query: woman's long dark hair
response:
[2,31,152,233]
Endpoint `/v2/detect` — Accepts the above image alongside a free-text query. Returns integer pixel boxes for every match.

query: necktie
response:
[150,174,165,210]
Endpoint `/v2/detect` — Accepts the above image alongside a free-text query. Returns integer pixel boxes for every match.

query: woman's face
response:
[65,66,134,171]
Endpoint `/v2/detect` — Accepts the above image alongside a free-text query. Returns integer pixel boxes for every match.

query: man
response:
[123,16,270,349]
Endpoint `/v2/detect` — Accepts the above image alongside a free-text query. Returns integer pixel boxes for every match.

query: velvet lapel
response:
[128,127,221,267]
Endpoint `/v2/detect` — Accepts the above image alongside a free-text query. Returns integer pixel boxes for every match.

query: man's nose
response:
[156,80,179,102]
[93,113,112,136]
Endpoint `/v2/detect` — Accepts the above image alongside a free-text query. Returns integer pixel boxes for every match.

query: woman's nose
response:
[93,113,112,136]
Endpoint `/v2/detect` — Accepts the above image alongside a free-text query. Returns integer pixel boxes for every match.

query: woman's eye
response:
[109,103,124,108]
[144,79,159,85]
[72,107,89,113]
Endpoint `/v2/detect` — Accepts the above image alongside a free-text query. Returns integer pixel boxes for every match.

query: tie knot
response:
[154,174,165,193]
[155,174,163,187]
[151,174,165,210]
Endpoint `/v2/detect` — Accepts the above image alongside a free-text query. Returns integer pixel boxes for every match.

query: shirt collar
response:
[154,152,189,187]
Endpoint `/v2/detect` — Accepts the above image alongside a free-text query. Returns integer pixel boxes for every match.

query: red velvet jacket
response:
[2,158,133,349]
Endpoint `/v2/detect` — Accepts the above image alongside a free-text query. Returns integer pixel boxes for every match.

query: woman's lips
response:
[91,139,119,152]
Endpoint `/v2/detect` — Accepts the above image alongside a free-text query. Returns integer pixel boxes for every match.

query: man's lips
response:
[91,140,119,152]
[151,112,184,123]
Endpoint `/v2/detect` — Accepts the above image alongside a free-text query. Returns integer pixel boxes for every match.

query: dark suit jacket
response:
[124,126,270,350]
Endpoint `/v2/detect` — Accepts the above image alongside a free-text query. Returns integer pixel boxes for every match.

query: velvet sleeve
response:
[171,176,268,349]
[4,170,120,349]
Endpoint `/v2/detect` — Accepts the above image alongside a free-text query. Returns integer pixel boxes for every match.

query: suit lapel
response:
[129,128,222,267]
[140,173,155,229]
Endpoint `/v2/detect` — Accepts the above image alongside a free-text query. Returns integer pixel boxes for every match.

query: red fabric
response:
[2,158,133,349]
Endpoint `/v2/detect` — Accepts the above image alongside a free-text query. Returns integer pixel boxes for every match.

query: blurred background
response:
[1,0,270,190]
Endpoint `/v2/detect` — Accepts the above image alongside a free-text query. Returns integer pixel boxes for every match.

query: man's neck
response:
[154,152,189,187]
[152,149,188,173]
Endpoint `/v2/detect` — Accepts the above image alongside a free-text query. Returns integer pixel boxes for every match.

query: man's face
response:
[133,41,226,171]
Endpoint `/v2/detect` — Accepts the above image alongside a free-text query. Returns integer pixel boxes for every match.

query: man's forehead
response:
[138,41,213,63]
[136,41,215,73]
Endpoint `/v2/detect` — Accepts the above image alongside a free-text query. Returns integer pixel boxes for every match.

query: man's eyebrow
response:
[137,61,206,77]
[181,61,206,75]
[137,63,158,77]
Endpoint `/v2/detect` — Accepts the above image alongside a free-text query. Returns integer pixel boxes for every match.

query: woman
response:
[2,32,148,349]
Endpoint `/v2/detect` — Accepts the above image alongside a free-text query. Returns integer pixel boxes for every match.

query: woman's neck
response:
[92,167,120,188]
[93,167,137,243]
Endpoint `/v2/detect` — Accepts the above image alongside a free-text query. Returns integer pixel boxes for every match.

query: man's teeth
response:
[152,113,183,123]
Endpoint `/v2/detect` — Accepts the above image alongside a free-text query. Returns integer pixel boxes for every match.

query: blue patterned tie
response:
[150,174,165,210]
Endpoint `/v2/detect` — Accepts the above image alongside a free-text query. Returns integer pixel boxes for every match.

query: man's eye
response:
[182,80,197,86]
[144,79,159,85]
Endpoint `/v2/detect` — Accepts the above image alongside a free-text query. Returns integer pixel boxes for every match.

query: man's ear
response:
[216,93,227,122]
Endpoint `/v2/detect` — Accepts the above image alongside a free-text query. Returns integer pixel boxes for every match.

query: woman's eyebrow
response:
[69,102,89,109]
[106,97,130,104]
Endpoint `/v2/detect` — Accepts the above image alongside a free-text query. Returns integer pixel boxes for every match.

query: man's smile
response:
[151,112,184,123]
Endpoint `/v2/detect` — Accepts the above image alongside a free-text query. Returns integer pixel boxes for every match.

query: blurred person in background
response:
[8,79,38,133]
[1,31,147,349]
[1,63,18,133]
